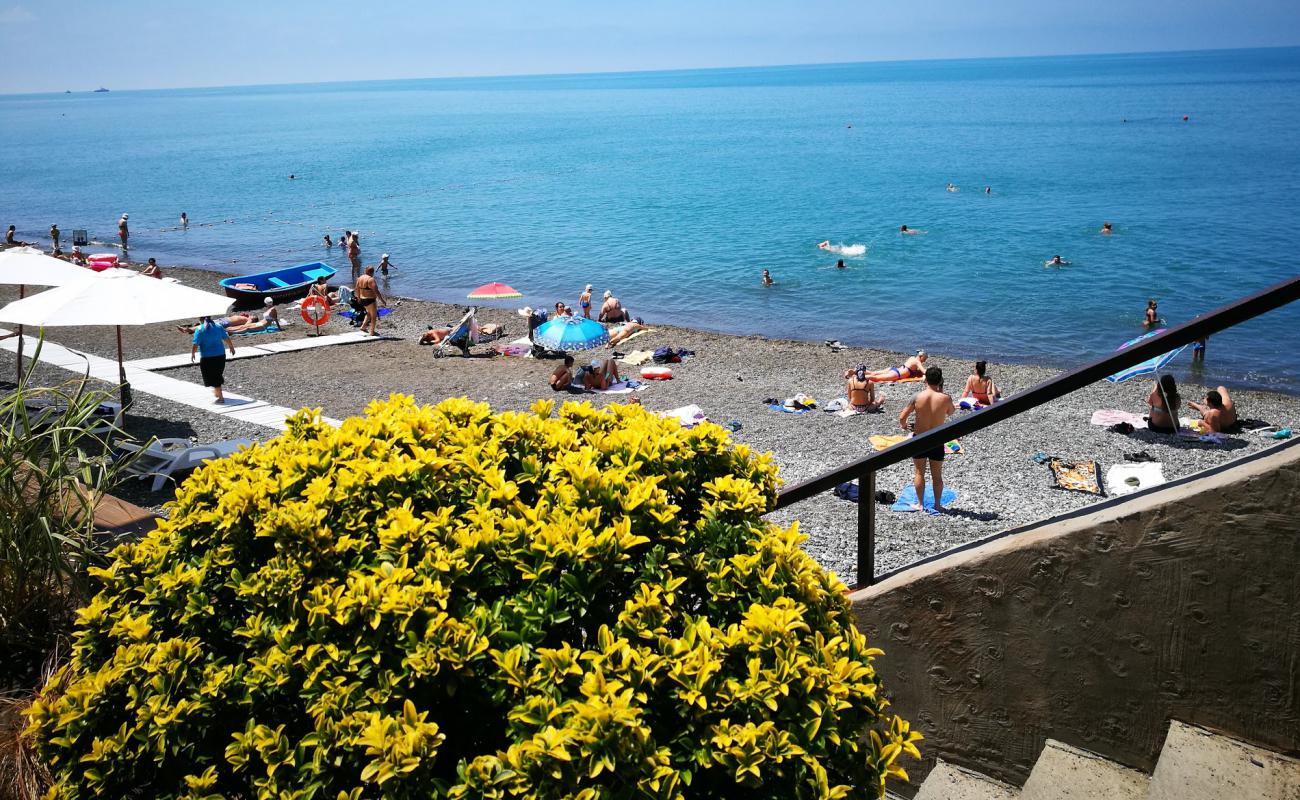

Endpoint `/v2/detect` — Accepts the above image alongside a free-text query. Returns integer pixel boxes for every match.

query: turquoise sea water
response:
[3,48,1299,390]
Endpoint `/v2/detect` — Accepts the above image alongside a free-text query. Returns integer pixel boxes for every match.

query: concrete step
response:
[914,760,1019,800]
[1019,740,1148,800]
[1147,721,1300,800]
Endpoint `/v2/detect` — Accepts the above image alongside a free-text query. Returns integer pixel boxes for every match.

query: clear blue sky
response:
[2,0,1298,93]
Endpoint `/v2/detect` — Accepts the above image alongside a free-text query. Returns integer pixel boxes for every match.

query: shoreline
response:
[6,239,1294,399]
[4,259,1300,585]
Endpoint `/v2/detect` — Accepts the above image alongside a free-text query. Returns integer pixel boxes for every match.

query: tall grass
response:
[0,343,144,688]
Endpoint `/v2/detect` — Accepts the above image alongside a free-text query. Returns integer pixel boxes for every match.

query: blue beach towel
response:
[339,307,394,319]
[767,403,808,415]
[231,324,281,337]
[890,484,958,512]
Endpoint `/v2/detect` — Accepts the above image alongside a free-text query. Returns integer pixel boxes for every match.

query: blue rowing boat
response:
[220,261,336,307]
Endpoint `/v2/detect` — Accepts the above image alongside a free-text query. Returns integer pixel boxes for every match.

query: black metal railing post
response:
[858,469,876,585]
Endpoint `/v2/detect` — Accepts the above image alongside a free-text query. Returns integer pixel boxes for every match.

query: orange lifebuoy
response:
[641,366,673,380]
[300,295,330,326]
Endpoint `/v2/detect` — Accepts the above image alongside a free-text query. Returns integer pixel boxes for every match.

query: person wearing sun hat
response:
[579,284,594,319]
[378,253,393,276]
[117,213,129,249]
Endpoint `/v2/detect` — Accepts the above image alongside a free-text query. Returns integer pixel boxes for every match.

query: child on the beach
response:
[579,284,593,318]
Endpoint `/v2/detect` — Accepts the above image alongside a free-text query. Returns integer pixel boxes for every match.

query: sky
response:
[2,0,1299,93]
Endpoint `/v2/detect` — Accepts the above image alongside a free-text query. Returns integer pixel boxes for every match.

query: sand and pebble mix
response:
[5,265,1298,586]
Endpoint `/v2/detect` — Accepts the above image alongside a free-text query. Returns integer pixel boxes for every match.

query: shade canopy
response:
[0,268,232,327]
[0,247,99,288]
[1105,329,1188,383]
[468,282,523,299]
[532,315,609,352]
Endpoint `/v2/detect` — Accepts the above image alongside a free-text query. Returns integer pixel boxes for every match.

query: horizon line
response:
[4,42,1298,97]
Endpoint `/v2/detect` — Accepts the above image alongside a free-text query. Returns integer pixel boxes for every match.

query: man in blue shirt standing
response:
[190,317,236,404]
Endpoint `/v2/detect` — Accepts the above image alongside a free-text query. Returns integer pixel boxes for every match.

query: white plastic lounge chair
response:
[116,437,252,491]
[13,399,122,436]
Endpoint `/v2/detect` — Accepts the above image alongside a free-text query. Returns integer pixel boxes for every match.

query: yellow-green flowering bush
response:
[28,396,919,799]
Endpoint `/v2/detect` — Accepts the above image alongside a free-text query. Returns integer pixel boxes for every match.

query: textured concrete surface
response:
[1147,721,1300,800]
[1019,741,1148,800]
[914,760,1020,800]
[852,439,1300,792]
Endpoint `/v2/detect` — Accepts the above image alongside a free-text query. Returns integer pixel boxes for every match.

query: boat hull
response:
[220,262,336,308]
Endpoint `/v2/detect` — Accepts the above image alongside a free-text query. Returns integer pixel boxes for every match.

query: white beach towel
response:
[663,404,707,428]
[1105,462,1166,497]
[1090,409,1148,428]
[589,380,648,395]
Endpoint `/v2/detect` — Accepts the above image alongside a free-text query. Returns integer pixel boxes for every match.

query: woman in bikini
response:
[961,361,1001,405]
[846,366,884,412]
[865,351,927,383]
[1144,299,1161,328]
[1146,374,1181,433]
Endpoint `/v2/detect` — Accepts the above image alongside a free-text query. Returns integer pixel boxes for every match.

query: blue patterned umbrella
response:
[1105,328,1187,383]
[533,316,609,351]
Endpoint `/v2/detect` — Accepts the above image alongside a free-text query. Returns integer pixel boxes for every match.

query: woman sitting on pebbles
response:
[961,361,1001,405]
[1146,374,1181,434]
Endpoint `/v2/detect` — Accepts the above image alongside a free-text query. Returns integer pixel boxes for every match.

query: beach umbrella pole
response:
[116,325,131,412]
[15,285,23,385]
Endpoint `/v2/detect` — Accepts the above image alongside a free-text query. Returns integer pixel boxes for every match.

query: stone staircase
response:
[903,721,1300,800]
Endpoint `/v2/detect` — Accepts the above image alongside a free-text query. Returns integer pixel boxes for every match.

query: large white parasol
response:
[0,268,233,408]
[0,247,101,382]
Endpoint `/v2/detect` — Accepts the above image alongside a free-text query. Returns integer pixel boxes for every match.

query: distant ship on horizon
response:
[93,87,109,93]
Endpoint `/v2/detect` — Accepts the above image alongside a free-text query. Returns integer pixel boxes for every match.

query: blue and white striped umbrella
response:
[1105,329,1187,383]
[533,316,609,351]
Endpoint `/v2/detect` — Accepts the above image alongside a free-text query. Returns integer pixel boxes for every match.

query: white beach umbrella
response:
[0,268,233,408]
[0,246,100,382]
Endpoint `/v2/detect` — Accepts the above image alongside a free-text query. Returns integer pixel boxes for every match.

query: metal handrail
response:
[772,274,1300,586]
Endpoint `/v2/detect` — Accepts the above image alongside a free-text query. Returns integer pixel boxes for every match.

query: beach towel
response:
[663,404,706,428]
[589,380,647,395]
[1105,462,1165,497]
[339,307,394,319]
[957,397,986,411]
[1048,459,1102,495]
[619,350,654,366]
[891,484,958,512]
[1090,409,1147,428]
[835,406,866,417]
[869,434,910,451]
[231,324,281,337]
[768,403,808,415]
[494,337,532,357]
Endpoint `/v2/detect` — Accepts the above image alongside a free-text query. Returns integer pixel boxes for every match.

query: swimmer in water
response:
[761,269,774,286]
[180,212,188,228]
[836,259,845,269]
[900,225,922,235]
[1144,299,1160,328]
[946,183,958,192]
[817,241,831,251]
[1045,255,1071,267]
[984,186,992,195]
[289,174,296,180]
[1101,222,1113,235]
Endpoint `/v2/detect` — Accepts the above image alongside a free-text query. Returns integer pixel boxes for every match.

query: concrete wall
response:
[851,439,1300,792]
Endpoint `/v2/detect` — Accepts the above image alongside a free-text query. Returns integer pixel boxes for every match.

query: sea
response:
[3,47,1299,392]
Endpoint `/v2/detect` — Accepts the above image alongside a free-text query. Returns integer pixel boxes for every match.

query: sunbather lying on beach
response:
[608,318,648,346]
[961,361,1001,404]
[419,319,500,345]
[863,351,927,383]
[1188,386,1238,432]
[227,305,282,334]
[177,313,251,334]
[846,366,885,412]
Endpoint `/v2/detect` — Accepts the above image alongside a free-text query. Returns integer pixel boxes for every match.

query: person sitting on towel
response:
[608,317,648,346]
[1188,386,1237,433]
[1146,374,1181,434]
[550,355,577,391]
[846,366,885,412]
[961,361,1001,405]
[863,350,928,383]
[578,358,621,390]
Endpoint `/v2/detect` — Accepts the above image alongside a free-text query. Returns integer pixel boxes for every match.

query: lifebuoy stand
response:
[300,295,330,336]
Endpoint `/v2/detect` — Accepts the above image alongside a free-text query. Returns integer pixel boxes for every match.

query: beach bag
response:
[652,346,681,364]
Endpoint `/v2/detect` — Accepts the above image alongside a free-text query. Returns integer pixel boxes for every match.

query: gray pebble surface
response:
[5,267,1297,586]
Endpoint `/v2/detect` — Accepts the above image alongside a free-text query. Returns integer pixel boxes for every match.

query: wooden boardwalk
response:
[0,328,370,431]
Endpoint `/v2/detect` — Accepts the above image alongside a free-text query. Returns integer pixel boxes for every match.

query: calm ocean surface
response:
[3,48,1299,391]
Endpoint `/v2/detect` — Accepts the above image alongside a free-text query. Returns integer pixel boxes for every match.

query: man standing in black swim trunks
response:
[899,366,956,514]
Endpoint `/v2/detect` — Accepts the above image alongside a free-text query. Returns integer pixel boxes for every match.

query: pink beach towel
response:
[1090,410,1147,429]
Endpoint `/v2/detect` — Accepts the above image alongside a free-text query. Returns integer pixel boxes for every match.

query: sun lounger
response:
[115,437,252,491]
[13,399,122,436]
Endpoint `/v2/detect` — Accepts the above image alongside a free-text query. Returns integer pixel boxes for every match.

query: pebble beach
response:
[4,263,1299,586]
